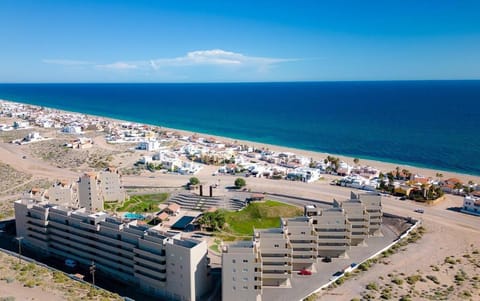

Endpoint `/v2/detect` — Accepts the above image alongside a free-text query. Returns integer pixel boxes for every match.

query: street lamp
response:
[89,260,96,288]
[15,236,24,264]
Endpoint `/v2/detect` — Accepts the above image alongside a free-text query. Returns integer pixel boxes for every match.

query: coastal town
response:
[0,99,480,301]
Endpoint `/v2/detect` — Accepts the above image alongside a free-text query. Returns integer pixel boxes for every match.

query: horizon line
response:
[1,79,480,85]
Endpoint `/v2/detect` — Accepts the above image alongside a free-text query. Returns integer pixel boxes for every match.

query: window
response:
[243,286,248,290]
[232,259,236,263]
[301,231,306,235]
[242,268,248,272]
[274,244,279,248]
[243,277,248,281]
[242,259,248,263]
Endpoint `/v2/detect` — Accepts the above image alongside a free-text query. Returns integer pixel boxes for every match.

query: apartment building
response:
[253,228,292,287]
[222,194,383,301]
[222,241,262,301]
[333,199,370,246]
[77,168,125,212]
[47,180,77,207]
[305,206,351,258]
[78,172,103,212]
[14,199,211,301]
[98,167,126,202]
[281,217,317,271]
[350,192,382,236]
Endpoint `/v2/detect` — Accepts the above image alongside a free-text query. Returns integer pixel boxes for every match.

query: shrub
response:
[234,178,246,188]
[189,177,200,185]
[366,282,378,291]
[392,277,404,285]
[406,274,422,285]
[426,275,440,285]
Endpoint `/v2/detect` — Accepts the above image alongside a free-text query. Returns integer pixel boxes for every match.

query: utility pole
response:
[15,236,24,264]
[89,260,96,288]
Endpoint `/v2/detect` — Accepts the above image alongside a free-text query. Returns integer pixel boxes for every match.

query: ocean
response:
[0,81,479,176]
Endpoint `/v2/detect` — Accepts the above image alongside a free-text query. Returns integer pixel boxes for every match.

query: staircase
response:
[169,192,247,211]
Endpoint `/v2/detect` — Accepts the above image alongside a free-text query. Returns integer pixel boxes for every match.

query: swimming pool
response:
[123,212,145,220]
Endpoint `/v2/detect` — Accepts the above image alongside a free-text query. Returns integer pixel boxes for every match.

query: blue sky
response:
[0,0,479,82]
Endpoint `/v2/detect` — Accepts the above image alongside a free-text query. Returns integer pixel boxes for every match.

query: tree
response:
[189,177,200,186]
[197,210,225,231]
[234,178,246,188]
[353,158,360,165]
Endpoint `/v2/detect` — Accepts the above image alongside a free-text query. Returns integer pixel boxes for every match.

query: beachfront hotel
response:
[14,199,212,301]
[222,193,382,301]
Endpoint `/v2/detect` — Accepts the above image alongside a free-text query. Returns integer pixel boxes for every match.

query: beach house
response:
[462,196,480,216]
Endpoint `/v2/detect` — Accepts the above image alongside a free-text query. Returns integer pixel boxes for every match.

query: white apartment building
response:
[14,199,211,301]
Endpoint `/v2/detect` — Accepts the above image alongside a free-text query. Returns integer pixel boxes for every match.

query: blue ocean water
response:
[0,81,479,175]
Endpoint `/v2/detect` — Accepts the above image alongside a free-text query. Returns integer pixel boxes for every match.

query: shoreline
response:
[2,98,480,183]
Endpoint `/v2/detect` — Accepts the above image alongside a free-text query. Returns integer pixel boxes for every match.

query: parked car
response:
[323,256,332,263]
[414,208,424,214]
[399,196,407,201]
[64,259,77,268]
[298,269,312,276]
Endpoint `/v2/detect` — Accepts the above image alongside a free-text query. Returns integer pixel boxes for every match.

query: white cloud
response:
[151,49,295,68]
[43,49,297,73]
[96,62,138,70]
[42,59,93,66]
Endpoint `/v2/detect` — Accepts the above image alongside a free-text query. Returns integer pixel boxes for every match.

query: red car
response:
[298,269,312,276]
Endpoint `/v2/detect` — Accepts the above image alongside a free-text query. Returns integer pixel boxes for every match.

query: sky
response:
[0,0,479,83]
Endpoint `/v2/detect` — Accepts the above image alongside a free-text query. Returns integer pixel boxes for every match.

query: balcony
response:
[133,248,166,262]
[292,250,316,256]
[134,264,167,281]
[261,247,291,254]
[317,245,348,250]
[261,256,290,263]
[134,272,167,287]
[290,242,317,249]
[262,265,292,271]
[291,257,315,263]
[318,238,350,244]
[134,255,166,268]
[25,215,48,227]
[261,272,290,279]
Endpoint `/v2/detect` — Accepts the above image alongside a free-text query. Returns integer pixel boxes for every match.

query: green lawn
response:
[224,200,303,236]
[117,193,169,213]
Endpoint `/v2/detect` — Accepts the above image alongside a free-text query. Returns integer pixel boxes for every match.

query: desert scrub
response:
[426,275,441,285]
[366,282,379,291]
